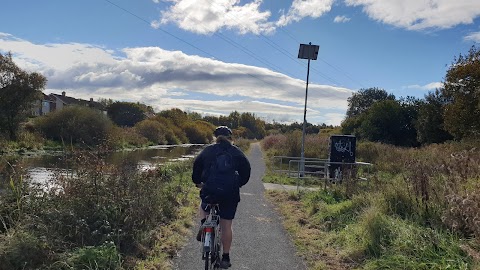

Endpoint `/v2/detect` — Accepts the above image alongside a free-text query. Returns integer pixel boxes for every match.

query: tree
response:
[98,98,114,107]
[239,112,266,139]
[398,96,421,147]
[441,46,480,140]
[358,100,418,146]
[416,90,453,144]
[0,52,46,139]
[187,111,202,121]
[107,102,146,127]
[157,108,189,127]
[346,87,396,118]
[228,111,241,129]
[341,116,362,135]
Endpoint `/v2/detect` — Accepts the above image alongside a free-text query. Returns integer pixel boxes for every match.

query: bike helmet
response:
[214,126,233,137]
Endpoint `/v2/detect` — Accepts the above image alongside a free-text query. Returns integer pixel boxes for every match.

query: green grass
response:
[266,188,476,270]
[263,173,298,185]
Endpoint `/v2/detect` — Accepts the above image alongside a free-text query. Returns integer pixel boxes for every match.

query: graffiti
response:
[334,140,354,157]
[334,167,342,180]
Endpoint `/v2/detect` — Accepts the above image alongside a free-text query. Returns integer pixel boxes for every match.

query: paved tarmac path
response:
[172,142,307,270]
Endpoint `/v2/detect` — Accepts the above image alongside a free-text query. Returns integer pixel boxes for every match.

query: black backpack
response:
[202,145,239,203]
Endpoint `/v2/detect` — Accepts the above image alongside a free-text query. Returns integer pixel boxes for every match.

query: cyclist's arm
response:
[237,154,251,187]
[192,151,205,186]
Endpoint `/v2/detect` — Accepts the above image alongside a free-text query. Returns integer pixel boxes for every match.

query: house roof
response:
[50,93,106,111]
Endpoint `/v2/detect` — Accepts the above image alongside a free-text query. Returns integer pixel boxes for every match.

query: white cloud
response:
[153,0,338,34]
[406,82,443,90]
[322,113,346,126]
[0,33,116,71]
[334,15,351,23]
[277,0,334,27]
[153,0,275,35]
[0,33,352,125]
[345,0,480,30]
[464,31,480,42]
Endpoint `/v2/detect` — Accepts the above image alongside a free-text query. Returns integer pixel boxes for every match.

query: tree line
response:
[341,46,480,146]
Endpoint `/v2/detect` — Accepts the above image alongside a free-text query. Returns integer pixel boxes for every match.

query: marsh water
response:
[1,144,205,184]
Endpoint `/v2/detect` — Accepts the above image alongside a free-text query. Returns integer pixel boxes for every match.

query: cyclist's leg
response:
[220,218,233,253]
[197,202,210,241]
[218,201,237,253]
[199,202,208,219]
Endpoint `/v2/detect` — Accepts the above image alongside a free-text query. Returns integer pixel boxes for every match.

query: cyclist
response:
[192,126,251,269]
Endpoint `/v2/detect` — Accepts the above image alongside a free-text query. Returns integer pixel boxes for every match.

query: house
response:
[44,91,107,115]
[31,93,56,116]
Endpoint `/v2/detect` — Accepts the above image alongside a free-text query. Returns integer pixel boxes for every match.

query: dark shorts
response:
[201,200,238,220]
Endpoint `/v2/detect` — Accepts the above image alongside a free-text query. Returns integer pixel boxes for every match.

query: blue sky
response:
[1,0,479,125]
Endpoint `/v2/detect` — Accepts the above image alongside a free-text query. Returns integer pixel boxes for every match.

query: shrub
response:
[285,130,302,157]
[304,134,329,158]
[134,119,167,144]
[262,133,329,158]
[37,151,193,255]
[153,116,187,144]
[15,130,44,151]
[184,122,211,144]
[261,134,286,151]
[233,137,251,152]
[35,106,114,146]
[107,126,148,149]
[0,143,198,268]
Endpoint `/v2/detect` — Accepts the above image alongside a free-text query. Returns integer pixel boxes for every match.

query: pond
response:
[0,144,205,184]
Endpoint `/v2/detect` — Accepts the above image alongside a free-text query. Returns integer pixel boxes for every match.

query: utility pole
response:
[297,42,319,177]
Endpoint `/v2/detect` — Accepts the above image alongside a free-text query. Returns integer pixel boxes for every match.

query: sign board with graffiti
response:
[328,135,356,181]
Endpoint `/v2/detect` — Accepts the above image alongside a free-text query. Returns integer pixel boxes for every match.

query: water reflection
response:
[0,144,205,185]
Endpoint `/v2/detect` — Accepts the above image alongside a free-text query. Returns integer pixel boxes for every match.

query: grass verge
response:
[265,189,477,270]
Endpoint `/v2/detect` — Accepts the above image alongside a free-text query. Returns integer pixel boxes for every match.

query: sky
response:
[1,0,479,126]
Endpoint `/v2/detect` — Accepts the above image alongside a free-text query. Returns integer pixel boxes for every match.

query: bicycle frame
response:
[201,204,221,270]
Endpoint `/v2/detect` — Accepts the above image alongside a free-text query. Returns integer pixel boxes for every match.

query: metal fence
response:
[272,155,372,186]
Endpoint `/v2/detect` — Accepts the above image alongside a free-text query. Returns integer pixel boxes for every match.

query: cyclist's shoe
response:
[219,257,231,268]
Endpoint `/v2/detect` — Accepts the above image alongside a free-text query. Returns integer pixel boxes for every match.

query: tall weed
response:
[0,148,195,269]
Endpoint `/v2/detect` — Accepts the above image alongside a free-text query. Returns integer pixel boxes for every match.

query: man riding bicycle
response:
[192,126,251,269]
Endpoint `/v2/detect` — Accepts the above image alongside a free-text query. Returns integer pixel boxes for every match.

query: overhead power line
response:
[276,25,366,89]
[204,0,356,88]
[102,0,288,94]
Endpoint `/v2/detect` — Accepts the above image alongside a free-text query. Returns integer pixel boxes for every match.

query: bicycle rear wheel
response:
[204,251,210,270]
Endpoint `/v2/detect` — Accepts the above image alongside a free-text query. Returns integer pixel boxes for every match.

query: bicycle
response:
[200,204,222,270]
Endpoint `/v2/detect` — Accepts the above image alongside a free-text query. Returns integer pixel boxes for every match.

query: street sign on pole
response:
[298,43,319,60]
[298,42,319,178]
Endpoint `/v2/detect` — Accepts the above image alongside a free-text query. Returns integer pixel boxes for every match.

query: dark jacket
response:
[192,140,251,200]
